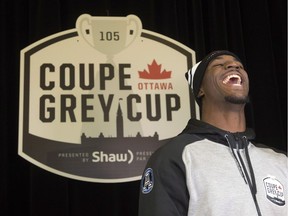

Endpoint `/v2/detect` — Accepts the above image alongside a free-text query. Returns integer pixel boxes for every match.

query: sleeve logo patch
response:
[263,176,285,206]
[141,168,154,194]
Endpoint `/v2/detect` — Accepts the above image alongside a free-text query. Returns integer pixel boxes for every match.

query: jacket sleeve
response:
[138,140,189,216]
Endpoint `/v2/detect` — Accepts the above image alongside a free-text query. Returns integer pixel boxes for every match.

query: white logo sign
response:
[18,14,197,183]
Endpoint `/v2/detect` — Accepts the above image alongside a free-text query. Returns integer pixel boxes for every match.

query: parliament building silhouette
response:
[81,102,159,145]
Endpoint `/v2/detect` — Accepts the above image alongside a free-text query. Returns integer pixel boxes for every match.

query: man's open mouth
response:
[222,74,242,86]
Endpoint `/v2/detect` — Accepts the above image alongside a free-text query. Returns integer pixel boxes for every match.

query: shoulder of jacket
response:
[251,143,287,158]
[150,133,204,161]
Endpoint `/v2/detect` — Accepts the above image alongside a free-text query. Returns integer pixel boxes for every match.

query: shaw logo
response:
[18,14,197,183]
[92,150,133,164]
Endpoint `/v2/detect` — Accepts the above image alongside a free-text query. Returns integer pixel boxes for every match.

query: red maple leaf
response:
[138,59,171,79]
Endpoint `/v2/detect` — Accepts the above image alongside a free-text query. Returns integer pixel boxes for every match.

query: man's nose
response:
[225,62,240,70]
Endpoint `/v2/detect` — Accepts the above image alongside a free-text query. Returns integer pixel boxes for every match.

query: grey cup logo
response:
[263,176,285,206]
[18,14,197,183]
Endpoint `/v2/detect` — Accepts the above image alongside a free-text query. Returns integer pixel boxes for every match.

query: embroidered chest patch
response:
[141,168,154,194]
[263,176,285,206]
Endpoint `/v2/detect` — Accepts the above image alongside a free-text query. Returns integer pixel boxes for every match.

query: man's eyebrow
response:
[213,56,240,62]
[210,56,224,62]
[214,56,223,60]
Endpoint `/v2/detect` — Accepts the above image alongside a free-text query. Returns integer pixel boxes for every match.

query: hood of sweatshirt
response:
[179,118,256,149]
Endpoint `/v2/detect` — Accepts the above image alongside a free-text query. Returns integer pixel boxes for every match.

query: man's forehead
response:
[208,55,242,66]
[212,55,239,61]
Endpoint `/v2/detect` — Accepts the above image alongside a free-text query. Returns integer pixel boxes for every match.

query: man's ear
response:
[197,88,204,98]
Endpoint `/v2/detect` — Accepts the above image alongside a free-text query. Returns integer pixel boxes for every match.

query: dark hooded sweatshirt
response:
[139,118,287,216]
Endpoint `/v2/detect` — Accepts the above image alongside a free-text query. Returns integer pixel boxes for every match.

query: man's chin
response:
[224,95,250,104]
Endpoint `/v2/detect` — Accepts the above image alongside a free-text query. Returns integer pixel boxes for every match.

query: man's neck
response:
[201,103,246,132]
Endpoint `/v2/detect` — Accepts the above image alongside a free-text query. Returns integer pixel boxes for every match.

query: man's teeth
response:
[223,74,242,85]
